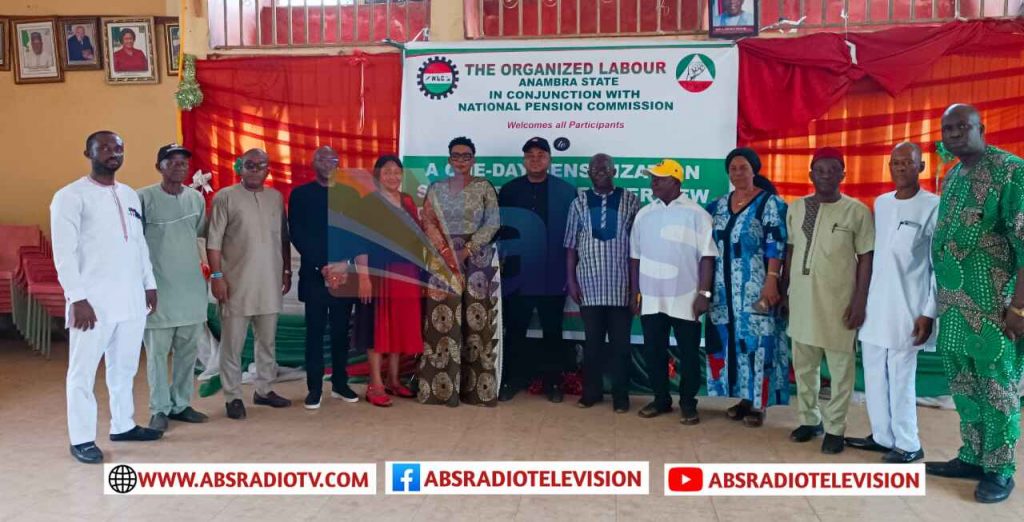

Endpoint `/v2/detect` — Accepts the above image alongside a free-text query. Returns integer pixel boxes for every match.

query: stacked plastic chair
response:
[11,242,64,359]
[0,225,44,314]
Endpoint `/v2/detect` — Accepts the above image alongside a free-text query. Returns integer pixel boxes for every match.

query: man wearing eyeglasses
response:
[846,142,938,465]
[288,146,363,409]
[925,104,1024,503]
[207,148,293,420]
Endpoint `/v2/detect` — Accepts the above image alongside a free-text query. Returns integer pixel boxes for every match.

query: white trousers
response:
[66,317,146,445]
[861,342,921,452]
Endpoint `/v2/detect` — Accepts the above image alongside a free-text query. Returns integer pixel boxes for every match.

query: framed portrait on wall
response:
[164,23,180,76]
[0,18,10,71]
[60,17,102,70]
[12,18,63,84]
[708,0,759,39]
[102,17,158,84]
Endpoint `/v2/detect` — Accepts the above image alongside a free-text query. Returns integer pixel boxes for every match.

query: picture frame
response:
[708,0,759,39]
[59,17,102,70]
[102,17,158,84]
[0,18,10,71]
[12,17,63,84]
[164,22,180,76]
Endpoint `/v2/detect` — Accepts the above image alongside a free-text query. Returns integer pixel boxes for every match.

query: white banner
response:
[399,40,738,205]
[664,463,926,496]
[386,461,649,495]
[103,463,376,495]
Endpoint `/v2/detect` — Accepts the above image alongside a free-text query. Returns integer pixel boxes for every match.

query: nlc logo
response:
[392,463,421,492]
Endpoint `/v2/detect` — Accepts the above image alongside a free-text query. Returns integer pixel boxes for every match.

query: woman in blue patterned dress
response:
[705,148,790,427]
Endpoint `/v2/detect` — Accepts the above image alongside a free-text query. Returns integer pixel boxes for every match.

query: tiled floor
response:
[1,336,1023,522]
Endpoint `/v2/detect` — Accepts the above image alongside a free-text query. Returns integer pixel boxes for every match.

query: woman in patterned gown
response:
[417,136,502,406]
[704,148,791,427]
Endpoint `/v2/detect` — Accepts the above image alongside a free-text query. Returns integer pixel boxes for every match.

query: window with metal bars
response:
[468,0,1023,39]
[208,0,431,49]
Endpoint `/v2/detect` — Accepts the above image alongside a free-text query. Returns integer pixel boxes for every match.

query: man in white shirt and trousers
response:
[846,141,938,463]
[51,130,163,464]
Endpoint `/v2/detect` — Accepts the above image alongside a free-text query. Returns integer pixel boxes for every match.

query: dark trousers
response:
[304,297,354,395]
[503,294,568,389]
[580,306,633,403]
[640,313,701,411]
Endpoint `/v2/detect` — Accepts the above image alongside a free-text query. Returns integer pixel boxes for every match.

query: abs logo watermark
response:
[675,54,716,93]
[417,57,459,99]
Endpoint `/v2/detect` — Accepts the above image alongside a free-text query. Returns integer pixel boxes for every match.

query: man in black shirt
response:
[288,146,364,409]
[498,137,578,402]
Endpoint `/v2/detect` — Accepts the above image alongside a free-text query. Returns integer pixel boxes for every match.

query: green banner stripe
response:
[405,43,733,57]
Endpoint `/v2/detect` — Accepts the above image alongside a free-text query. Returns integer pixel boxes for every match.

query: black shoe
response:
[679,408,700,425]
[498,383,518,402]
[821,433,845,454]
[925,457,985,480]
[254,391,292,408]
[304,391,322,410]
[168,407,209,423]
[547,387,564,404]
[70,442,104,464]
[148,413,168,432]
[577,396,601,408]
[845,434,891,453]
[226,399,247,420]
[330,385,359,403]
[613,397,629,414]
[975,474,1015,504]
[638,401,672,418]
[883,448,924,463]
[790,423,824,442]
[110,426,163,442]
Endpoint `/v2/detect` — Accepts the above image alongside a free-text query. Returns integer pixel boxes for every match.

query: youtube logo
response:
[667,466,704,492]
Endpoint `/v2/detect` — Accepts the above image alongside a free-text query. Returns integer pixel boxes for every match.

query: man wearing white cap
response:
[630,159,717,425]
[51,130,163,464]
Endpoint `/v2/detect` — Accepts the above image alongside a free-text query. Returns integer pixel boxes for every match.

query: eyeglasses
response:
[244,161,269,170]
[449,153,474,161]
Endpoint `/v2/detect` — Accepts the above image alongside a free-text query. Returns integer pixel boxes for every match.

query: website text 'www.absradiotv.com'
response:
[103,462,924,496]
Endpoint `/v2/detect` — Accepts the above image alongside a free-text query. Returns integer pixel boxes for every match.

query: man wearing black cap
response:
[137,144,211,431]
[497,137,578,402]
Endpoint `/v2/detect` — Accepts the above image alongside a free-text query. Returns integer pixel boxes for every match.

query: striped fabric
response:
[563,188,640,307]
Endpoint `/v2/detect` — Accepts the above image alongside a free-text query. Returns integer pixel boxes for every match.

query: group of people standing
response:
[50,103,1023,504]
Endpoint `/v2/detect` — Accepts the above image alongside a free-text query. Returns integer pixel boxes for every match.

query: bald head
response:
[239,148,269,190]
[941,103,985,160]
[312,145,340,183]
[889,141,925,194]
[891,141,922,162]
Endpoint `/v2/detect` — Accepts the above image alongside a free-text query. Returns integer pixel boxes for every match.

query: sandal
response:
[726,401,751,421]
[386,382,416,399]
[743,410,765,428]
[366,385,392,407]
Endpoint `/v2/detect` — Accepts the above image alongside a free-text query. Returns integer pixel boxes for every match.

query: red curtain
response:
[738,19,1024,142]
[739,20,1024,208]
[180,53,402,206]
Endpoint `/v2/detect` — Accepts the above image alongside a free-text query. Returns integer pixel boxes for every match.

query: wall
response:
[0,0,178,232]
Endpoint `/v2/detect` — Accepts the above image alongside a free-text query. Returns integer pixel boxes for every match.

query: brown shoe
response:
[253,391,292,408]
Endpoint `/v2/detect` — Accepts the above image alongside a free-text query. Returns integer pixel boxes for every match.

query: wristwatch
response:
[698,290,712,299]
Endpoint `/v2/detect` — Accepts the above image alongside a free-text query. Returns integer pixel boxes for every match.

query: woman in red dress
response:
[357,155,425,407]
[112,28,148,72]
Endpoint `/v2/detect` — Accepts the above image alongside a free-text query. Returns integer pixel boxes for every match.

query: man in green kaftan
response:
[926,103,1024,504]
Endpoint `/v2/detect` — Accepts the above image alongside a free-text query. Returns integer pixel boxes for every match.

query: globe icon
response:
[108,465,138,494]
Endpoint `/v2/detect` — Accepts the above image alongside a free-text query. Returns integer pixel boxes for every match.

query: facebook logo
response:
[392,463,421,492]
